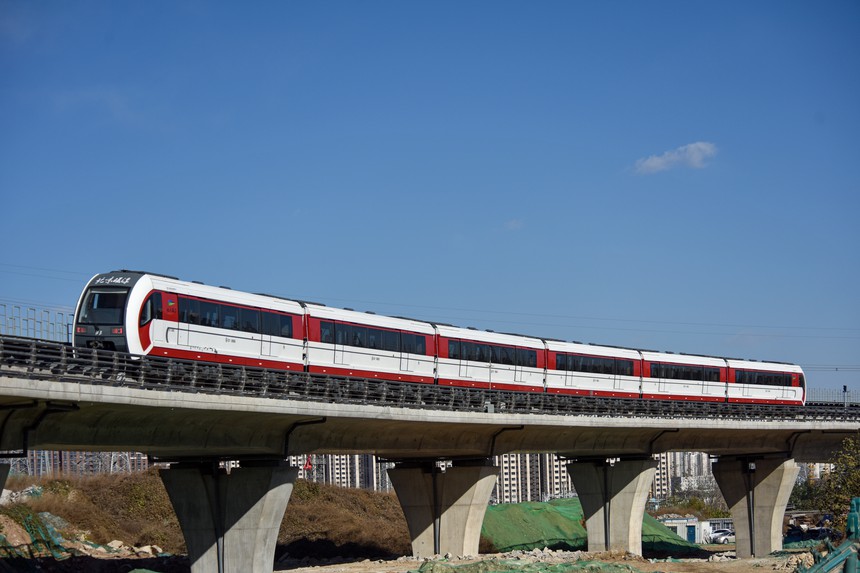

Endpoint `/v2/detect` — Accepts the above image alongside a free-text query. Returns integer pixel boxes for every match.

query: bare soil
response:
[275,550,812,573]
[1,473,818,573]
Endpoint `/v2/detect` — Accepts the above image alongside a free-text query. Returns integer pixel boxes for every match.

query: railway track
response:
[0,335,856,423]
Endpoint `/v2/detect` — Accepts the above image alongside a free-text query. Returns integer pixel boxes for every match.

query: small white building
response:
[658,516,712,544]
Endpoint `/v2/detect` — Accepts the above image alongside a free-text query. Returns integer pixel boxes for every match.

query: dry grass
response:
[4,468,185,553]
[2,471,410,559]
[279,479,411,557]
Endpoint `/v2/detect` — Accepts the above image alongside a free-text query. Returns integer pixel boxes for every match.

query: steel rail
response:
[0,335,857,422]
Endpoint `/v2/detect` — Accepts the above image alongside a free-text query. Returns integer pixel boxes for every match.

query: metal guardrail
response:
[807,387,860,405]
[0,335,858,422]
[0,304,72,344]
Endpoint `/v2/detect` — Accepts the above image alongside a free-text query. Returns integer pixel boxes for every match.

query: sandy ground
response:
[5,547,816,572]
[273,548,814,573]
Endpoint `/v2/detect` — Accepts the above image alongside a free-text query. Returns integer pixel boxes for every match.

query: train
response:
[72,270,806,405]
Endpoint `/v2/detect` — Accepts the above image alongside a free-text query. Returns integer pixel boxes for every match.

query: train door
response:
[173,296,193,347]
[513,348,526,385]
[459,357,470,378]
[175,323,189,346]
[334,323,346,365]
[174,297,189,346]
[564,359,574,388]
[142,292,168,345]
[613,369,623,391]
[400,333,414,373]
[496,346,517,387]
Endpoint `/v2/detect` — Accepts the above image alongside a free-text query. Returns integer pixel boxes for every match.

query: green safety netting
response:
[480,498,699,555]
[0,508,67,560]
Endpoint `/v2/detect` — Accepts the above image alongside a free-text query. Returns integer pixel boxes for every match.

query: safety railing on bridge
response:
[0,304,73,344]
[1,334,858,422]
[807,387,859,406]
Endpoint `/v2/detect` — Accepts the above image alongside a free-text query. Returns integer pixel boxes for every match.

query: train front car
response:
[73,271,148,353]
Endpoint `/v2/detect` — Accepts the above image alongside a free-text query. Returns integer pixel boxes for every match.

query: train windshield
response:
[78,289,128,325]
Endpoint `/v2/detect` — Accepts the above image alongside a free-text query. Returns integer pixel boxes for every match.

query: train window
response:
[279,315,293,338]
[338,324,366,348]
[179,297,200,325]
[459,340,492,361]
[580,356,611,375]
[367,328,381,350]
[581,356,596,373]
[492,346,502,364]
[603,358,615,374]
[402,334,426,355]
[402,333,416,354]
[516,348,537,368]
[462,341,477,361]
[353,326,367,348]
[319,321,334,343]
[199,301,220,328]
[79,289,128,325]
[491,345,515,365]
[652,363,707,381]
[448,340,460,360]
[238,307,260,333]
[601,357,615,375]
[139,292,162,327]
[617,359,634,376]
[220,305,240,330]
[555,354,567,371]
[263,312,293,338]
[382,330,400,352]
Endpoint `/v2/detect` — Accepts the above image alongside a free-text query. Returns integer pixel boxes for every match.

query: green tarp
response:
[480,498,699,555]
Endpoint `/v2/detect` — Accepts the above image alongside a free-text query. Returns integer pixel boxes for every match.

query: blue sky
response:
[1,1,858,391]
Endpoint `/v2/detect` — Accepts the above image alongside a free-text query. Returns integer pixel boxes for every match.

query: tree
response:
[789,477,817,510]
[815,436,860,532]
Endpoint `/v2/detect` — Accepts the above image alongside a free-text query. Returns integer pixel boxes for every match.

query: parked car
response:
[713,530,736,544]
[706,529,733,544]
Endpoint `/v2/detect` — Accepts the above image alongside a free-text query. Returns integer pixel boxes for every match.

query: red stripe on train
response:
[148,346,303,371]
[308,365,434,385]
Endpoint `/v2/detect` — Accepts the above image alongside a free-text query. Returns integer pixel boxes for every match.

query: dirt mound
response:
[278,479,410,558]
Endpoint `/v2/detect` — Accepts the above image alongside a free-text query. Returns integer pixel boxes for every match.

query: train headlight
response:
[111,327,124,335]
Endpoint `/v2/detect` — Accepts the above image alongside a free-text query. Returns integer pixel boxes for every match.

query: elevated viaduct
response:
[0,336,857,573]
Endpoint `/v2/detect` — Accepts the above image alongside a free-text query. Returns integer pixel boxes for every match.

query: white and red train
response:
[73,271,806,405]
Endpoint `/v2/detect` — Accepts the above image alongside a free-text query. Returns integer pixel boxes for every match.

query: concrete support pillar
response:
[160,462,297,573]
[566,458,657,555]
[388,462,498,558]
[712,457,798,558]
[0,464,9,493]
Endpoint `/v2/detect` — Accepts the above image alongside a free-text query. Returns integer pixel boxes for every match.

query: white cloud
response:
[634,142,718,174]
